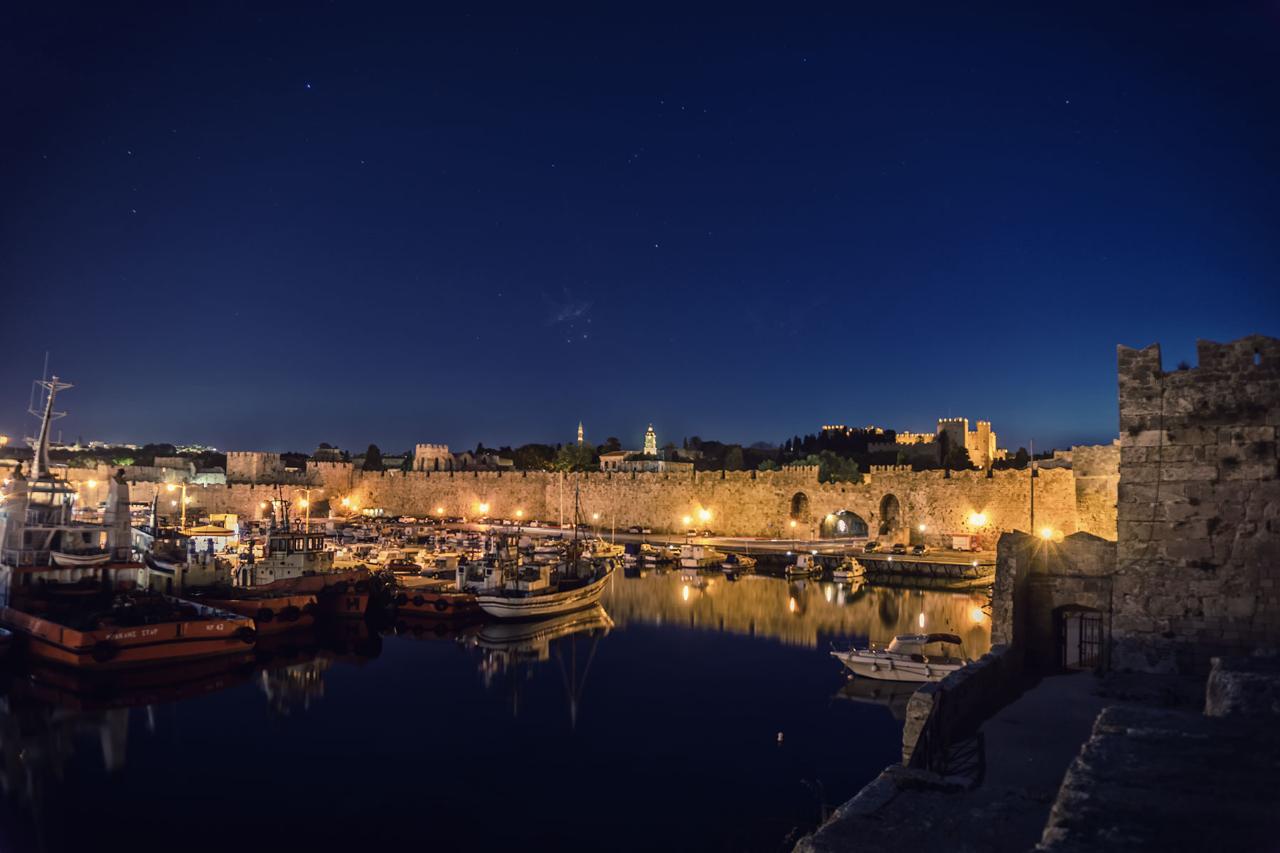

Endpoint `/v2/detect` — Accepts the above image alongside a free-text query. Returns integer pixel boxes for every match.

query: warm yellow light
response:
[682,515,692,526]
[918,612,926,628]
[170,500,178,507]
[968,512,987,527]
[183,496,192,504]
[1039,527,1054,540]
[341,497,350,507]
[682,584,690,602]
[166,483,177,493]
[698,508,712,523]
[788,597,798,613]
[917,523,926,532]
[259,501,268,509]
[592,512,600,521]
[435,506,444,514]
[970,607,986,624]
[789,519,797,529]
[298,498,309,508]
[87,479,97,488]
[478,502,490,514]
[515,509,524,518]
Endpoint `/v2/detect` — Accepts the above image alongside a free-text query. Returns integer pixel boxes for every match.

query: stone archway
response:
[820,510,869,538]
[878,493,902,537]
[790,492,810,519]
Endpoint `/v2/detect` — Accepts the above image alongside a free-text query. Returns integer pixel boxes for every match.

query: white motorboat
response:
[720,553,756,576]
[831,557,865,583]
[831,633,968,682]
[785,552,822,577]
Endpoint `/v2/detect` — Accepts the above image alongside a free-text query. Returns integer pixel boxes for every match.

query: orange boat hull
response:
[392,589,480,619]
[0,605,256,669]
[203,593,319,636]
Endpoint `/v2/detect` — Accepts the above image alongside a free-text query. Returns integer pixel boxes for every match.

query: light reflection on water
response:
[0,573,990,853]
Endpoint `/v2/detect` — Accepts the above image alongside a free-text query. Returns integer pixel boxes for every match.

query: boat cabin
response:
[884,633,963,658]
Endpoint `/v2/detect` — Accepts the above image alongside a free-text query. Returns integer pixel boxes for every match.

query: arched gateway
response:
[820,510,868,538]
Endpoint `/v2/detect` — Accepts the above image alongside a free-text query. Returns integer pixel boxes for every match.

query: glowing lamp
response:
[1039,527,1054,540]
[968,512,988,527]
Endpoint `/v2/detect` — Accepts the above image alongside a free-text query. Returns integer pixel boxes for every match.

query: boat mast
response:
[28,376,72,481]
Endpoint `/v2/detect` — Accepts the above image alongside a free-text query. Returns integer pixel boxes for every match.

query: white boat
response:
[831,556,865,582]
[470,490,616,620]
[786,552,822,577]
[831,633,968,683]
[679,543,725,569]
[49,550,111,568]
[473,559,615,619]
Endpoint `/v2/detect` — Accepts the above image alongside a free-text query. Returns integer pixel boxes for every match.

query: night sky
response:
[3,3,1277,455]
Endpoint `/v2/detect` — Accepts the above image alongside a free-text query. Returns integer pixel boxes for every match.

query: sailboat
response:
[467,488,616,620]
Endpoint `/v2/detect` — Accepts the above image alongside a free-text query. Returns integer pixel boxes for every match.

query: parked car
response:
[863,541,881,553]
[890,542,908,555]
[628,525,643,534]
[697,529,714,538]
[911,544,928,556]
[641,527,653,534]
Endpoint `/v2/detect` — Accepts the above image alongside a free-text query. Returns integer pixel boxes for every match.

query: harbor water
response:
[0,571,990,852]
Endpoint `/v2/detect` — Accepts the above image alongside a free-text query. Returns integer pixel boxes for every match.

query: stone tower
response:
[577,421,584,446]
[643,424,657,456]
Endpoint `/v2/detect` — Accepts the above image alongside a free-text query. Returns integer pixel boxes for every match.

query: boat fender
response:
[255,607,275,624]
[234,626,257,644]
[91,640,119,663]
[395,593,408,606]
[412,595,425,607]
[433,598,449,612]
[279,605,301,622]
[302,602,319,616]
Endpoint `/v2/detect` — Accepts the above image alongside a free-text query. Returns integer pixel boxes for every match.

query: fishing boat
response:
[785,552,823,578]
[0,377,258,668]
[830,633,969,682]
[467,491,616,620]
[831,556,865,583]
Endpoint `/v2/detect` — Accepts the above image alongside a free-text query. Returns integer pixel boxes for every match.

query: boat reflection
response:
[464,604,613,725]
[833,677,921,722]
[605,570,991,659]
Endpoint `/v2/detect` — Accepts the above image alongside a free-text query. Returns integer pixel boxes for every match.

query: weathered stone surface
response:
[1204,654,1280,718]
[1037,704,1280,851]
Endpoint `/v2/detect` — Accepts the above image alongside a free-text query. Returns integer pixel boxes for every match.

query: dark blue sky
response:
[2,3,1277,454]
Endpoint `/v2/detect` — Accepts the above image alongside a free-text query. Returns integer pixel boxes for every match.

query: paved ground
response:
[799,672,1113,853]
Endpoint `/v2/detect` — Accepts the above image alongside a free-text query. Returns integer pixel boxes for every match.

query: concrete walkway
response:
[799,672,1111,853]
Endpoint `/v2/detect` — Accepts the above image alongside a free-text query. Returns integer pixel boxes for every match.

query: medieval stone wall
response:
[1114,335,1280,672]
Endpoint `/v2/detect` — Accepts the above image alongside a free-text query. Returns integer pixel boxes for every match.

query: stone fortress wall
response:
[67,445,1119,544]
[1112,334,1280,671]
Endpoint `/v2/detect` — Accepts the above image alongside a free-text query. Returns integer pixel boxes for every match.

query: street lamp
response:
[1039,527,1054,541]
[297,487,313,532]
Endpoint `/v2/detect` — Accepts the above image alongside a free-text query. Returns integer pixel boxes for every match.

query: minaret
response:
[577,421,584,446]
[643,424,657,457]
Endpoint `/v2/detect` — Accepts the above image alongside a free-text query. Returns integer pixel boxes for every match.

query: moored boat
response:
[785,552,823,578]
[830,633,968,682]
[831,556,865,582]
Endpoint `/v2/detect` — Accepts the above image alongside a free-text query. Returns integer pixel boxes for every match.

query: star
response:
[305,82,312,90]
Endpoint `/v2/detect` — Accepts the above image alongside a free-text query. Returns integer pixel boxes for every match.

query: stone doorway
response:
[820,510,868,538]
[1057,606,1104,671]
[878,493,902,537]
[790,492,810,519]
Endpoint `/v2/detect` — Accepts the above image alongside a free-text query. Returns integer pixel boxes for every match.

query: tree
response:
[757,459,779,472]
[601,436,622,453]
[554,442,596,472]
[944,443,974,471]
[512,443,556,470]
[724,446,744,470]
[363,444,384,472]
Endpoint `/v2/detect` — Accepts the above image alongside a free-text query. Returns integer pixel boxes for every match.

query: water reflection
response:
[0,576,992,853]
[604,570,992,660]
